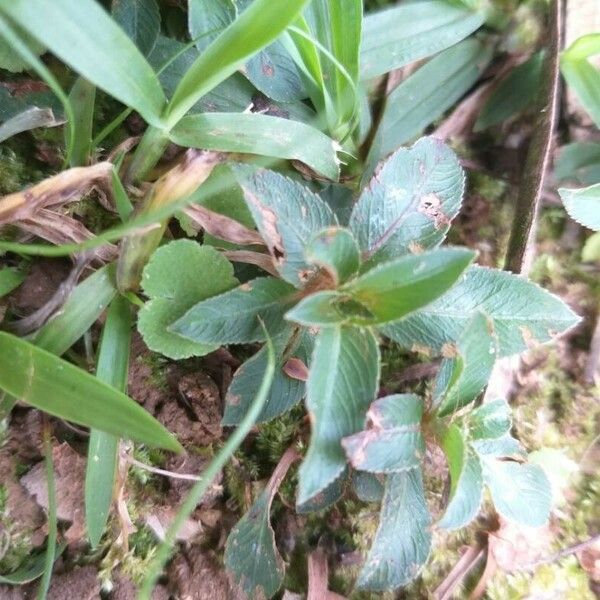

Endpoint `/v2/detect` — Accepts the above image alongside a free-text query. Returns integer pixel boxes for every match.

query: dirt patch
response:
[164,453,222,508]
[7,259,71,317]
[20,443,86,544]
[168,546,244,600]
[110,571,169,600]
[157,371,222,449]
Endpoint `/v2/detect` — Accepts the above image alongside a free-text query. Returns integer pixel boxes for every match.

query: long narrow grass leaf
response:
[85,296,132,547]
[0,332,182,452]
[32,265,117,356]
[166,0,311,127]
[170,112,340,180]
[67,77,96,167]
[36,428,57,600]
[0,0,166,126]
[361,0,485,79]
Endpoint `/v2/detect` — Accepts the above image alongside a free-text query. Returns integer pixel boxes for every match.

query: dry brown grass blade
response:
[117,149,226,292]
[0,162,112,225]
[222,249,279,277]
[184,203,264,246]
[17,208,117,263]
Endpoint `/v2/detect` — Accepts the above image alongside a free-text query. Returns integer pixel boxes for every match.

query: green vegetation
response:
[0,0,598,598]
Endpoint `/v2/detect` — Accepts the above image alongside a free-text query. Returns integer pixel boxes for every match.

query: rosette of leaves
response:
[139,137,578,596]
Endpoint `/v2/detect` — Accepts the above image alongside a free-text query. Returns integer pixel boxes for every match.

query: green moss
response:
[487,558,595,600]
[0,146,43,195]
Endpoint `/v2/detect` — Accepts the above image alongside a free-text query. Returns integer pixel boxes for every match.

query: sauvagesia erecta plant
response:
[138,137,579,594]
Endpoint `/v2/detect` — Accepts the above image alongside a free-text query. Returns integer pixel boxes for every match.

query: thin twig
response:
[125,454,206,482]
[504,0,563,275]
[515,533,600,572]
[433,545,485,600]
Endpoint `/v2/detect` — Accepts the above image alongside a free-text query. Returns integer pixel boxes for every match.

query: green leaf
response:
[561,34,600,127]
[112,0,160,56]
[433,312,497,417]
[0,0,166,127]
[222,327,313,425]
[32,264,117,356]
[224,480,286,600]
[470,433,523,458]
[0,544,66,584]
[189,0,236,52]
[358,470,431,590]
[233,165,337,286]
[438,424,483,530]
[468,399,511,440]
[368,39,492,165]
[0,332,181,452]
[297,326,379,507]
[170,113,340,181]
[482,459,552,527]
[555,142,600,185]
[342,394,424,473]
[475,51,544,131]
[165,0,311,127]
[558,183,600,231]
[350,137,465,266]
[245,40,306,103]
[360,0,485,79]
[85,296,131,548]
[381,266,580,357]
[0,266,25,298]
[0,26,44,73]
[148,36,256,114]
[171,276,294,345]
[300,0,362,132]
[342,248,475,324]
[305,226,360,285]
[352,471,384,503]
[285,291,370,327]
[296,470,346,514]
[138,240,238,359]
[583,231,600,262]
[67,77,96,167]
[0,83,60,125]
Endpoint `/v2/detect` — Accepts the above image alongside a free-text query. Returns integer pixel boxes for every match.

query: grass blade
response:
[0,545,66,585]
[361,0,484,79]
[367,38,491,167]
[166,0,311,127]
[170,113,340,180]
[138,328,276,599]
[36,426,57,600]
[67,77,96,167]
[0,0,166,127]
[85,295,132,548]
[32,264,117,356]
[0,331,182,452]
[0,13,75,165]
